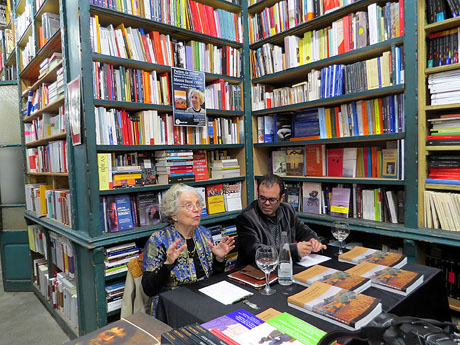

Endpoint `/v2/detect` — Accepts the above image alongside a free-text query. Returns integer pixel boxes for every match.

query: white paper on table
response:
[297,254,331,267]
[198,280,253,305]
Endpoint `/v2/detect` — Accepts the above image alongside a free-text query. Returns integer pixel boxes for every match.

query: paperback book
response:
[287,281,382,331]
[293,265,371,293]
[346,261,424,296]
[201,309,264,339]
[338,246,407,269]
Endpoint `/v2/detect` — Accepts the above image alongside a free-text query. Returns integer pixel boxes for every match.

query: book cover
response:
[272,150,287,176]
[287,281,382,331]
[342,147,357,177]
[106,195,135,232]
[305,144,325,177]
[330,187,351,218]
[195,187,208,217]
[285,148,304,176]
[201,309,264,339]
[266,313,326,345]
[136,192,161,226]
[327,148,344,176]
[302,182,322,214]
[346,261,424,296]
[338,246,407,268]
[205,184,225,214]
[275,113,292,141]
[285,182,300,211]
[234,322,303,345]
[381,148,398,178]
[293,265,371,293]
[223,182,242,212]
[228,269,277,289]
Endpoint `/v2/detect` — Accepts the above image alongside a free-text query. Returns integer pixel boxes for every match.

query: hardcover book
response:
[293,265,371,293]
[287,281,382,331]
[286,148,304,176]
[346,261,424,296]
[205,184,226,214]
[136,192,161,226]
[285,182,300,211]
[272,150,287,176]
[327,148,344,176]
[338,246,407,269]
[302,182,322,214]
[228,269,277,289]
[305,144,325,176]
[330,187,351,218]
[223,182,243,212]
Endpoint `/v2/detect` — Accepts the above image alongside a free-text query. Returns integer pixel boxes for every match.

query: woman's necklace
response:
[186,238,196,258]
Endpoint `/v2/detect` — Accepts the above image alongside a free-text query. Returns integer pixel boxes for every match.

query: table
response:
[156,249,451,337]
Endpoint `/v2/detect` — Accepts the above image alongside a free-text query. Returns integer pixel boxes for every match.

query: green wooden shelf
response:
[35,0,60,19]
[5,49,16,67]
[107,309,121,318]
[254,133,405,146]
[99,176,246,195]
[424,16,460,34]
[252,37,404,86]
[97,144,244,152]
[254,175,404,185]
[300,213,460,248]
[31,284,78,339]
[92,53,242,84]
[249,0,395,47]
[25,132,66,147]
[16,22,33,48]
[89,5,243,49]
[252,84,405,116]
[93,99,173,112]
[105,271,127,282]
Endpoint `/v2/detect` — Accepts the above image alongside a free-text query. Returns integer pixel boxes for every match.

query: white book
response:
[115,29,127,58]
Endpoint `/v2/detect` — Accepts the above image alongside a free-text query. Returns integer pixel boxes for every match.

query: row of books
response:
[24,80,62,117]
[205,81,242,112]
[251,49,402,110]
[92,62,171,105]
[105,242,140,277]
[25,184,72,226]
[99,182,242,232]
[20,35,36,70]
[14,0,32,42]
[24,108,66,144]
[28,224,47,259]
[37,52,62,79]
[271,142,401,179]
[427,27,459,68]
[26,140,68,173]
[90,0,243,43]
[426,0,460,24]
[258,95,404,143]
[38,12,59,48]
[250,1,403,76]
[424,190,460,231]
[94,107,243,146]
[33,257,78,329]
[427,150,460,182]
[295,182,404,223]
[49,231,76,279]
[91,18,242,78]
[428,69,460,106]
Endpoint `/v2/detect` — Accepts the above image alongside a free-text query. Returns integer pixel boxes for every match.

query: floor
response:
[0,257,70,345]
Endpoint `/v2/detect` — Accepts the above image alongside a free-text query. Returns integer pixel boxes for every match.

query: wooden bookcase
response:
[15,0,250,337]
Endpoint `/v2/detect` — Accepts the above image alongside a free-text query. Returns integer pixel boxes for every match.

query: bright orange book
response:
[305,144,324,176]
[361,100,369,135]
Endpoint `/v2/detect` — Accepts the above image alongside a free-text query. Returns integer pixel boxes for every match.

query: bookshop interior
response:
[3,0,460,344]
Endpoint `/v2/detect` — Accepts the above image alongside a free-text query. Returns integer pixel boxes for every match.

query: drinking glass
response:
[255,246,278,295]
[331,221,350,255]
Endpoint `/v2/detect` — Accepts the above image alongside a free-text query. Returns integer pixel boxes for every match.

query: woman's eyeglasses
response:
[178,202,203,211]
[258,195,280,204]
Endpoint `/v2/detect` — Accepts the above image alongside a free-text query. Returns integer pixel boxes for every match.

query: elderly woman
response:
[142,183,235,316]
[185,89,205,113]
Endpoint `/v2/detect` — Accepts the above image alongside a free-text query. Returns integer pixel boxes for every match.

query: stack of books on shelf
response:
[155,150,195,184]
[426,153,460,184]
[56,67,65,96]
[428,69,460,106]
[211,158,240,179]
[427,115,460,147]
[104,242,140,277]
[90,1,243,43]
[106,281,125,312]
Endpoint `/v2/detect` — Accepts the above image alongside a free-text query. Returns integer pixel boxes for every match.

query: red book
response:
[120,110,129,145]
[197,3,210,35]
[150,31,164,65]
[190,1,203,34]
[305,144,324,176]
[427,135,460,140]
[334,106,342,137]
[205,5,217,37]
[139,30,151,63]
[399,0,404,36]
[193,151,209,180]
[327,148,344,176]
[343,14,350,53]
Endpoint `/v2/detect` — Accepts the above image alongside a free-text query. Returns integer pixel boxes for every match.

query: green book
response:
[266,312,326,345]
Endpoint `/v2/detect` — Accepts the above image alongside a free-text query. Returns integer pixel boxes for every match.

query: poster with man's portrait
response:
[171,67,206,127]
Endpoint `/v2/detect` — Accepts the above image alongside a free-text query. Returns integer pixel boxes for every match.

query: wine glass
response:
[255,246,278,295]
[331,221,350,255]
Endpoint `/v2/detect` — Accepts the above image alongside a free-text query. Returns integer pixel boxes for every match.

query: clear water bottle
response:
[278,231,293,285]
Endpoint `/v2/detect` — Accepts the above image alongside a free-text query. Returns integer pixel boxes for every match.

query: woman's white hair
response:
[160,183,203,222]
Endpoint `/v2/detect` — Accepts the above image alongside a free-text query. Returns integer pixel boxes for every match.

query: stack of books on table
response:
[104,242,140,277]
[338,245,407,268]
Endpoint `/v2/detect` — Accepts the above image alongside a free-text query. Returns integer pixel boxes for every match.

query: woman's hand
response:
[165,238,187,265]
[208,236,235,262]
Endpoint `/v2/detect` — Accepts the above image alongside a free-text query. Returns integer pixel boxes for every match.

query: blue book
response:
[185,45,193,70]
[351,102,359,136]
[377,56,382,88]
[389,95,396,133]
[426,179,460,185]
[27,91,33,116]
[106,195,135,232]
[263,115,275,142]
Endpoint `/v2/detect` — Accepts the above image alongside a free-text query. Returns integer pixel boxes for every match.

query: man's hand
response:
[165,238,187,265]
[309,238,327,252]
[208,236,235,262]
[297,241,313,257]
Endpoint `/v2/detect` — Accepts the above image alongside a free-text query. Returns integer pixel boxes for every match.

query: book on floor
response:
[287,281,382,331]
[293,264,371,293]
[338,246,407,269]
[346,261,424,296]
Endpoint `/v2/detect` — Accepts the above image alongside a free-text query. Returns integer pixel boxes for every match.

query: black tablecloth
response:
[156,248,451,337]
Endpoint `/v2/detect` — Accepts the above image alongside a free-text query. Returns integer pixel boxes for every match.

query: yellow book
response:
[271,5,277,36]
[94,15,101,54]
[206,184,226,214]
[374,99,382,134]
[39,185,53,217]
[304,31,312,64]
[27,226,36,252]
[299,38,304,66]
[97,153,111,191]
[324,108,332,138]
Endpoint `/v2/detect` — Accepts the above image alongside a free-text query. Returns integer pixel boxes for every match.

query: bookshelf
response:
[15,0,249,337]
[249,0,419,237]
